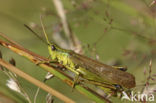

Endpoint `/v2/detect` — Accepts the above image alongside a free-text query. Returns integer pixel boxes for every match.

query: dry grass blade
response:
[0,58,75,103]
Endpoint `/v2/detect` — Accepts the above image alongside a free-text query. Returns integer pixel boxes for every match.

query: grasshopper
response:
[26,17,135,94]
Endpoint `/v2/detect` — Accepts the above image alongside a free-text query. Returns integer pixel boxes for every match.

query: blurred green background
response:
[0,0,156,103]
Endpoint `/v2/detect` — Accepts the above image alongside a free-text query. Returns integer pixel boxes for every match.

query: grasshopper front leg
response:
[35,60,57,66]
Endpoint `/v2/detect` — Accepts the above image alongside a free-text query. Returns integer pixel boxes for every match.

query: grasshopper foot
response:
[71,74,80,91]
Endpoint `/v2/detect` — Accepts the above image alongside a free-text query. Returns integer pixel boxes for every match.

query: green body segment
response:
[47,44,135,89]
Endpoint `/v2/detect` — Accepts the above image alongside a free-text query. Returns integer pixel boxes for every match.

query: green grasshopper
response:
[26,18,135,94]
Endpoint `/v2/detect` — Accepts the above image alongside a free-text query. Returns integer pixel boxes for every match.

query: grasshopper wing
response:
[69,52,135,89]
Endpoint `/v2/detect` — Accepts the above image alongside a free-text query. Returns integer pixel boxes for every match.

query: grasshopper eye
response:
[51,45,56,51]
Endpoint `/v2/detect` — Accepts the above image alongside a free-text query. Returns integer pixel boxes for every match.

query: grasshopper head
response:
[48,43,57,60]
[48,43,67,60]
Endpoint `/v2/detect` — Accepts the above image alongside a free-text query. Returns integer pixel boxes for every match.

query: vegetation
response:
[0,0,156,103]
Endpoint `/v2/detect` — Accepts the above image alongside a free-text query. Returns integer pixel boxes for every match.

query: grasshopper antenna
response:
[40,15,51,45]
[24,24,47,45]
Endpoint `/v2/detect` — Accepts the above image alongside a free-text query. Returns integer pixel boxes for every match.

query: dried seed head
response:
[149,0,156,7]
[149,60,152,70]
[46,93,54,103]
[9,58,16,66]
[6,78,21,93]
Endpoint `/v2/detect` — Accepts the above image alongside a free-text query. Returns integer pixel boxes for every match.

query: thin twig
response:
[52,0,71,43]
[52,0,83,53]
